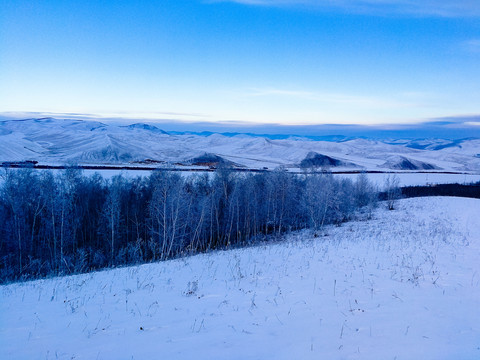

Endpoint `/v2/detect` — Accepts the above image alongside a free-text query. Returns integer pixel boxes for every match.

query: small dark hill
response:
[299,152,355,168]
[125,123,168,134]
[189,153,234,167]
[385,156,438,170]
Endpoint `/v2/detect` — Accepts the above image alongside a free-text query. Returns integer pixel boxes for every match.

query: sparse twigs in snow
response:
[384,174,401,210]
[183,280,198,297]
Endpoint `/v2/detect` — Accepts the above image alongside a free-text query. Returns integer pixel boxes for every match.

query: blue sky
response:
[1,0,480,129]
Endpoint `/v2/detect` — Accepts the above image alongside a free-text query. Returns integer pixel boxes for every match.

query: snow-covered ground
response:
[3,168,480,189]
[63,169,480,187]
[336,172,480,188]
[1,197,479,360]
[87,169,480,187]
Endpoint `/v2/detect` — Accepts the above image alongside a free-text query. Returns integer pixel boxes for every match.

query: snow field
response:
[0,197,479,359]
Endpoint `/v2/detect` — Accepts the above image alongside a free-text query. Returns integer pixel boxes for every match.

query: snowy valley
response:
[1,118,479,360]
[3,0,480,358]
[1,118,480,174]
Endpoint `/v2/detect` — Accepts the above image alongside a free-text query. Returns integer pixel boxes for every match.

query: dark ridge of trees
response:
[377,182,480,202]
[0,168,377,283]
[399,182,480,199]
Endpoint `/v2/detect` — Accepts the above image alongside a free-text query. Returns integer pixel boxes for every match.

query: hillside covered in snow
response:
[1,118,479,172]
[1,197,479,360]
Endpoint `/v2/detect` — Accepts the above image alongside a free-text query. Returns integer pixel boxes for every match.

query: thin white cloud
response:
[243,87,420,109]
[215,0,480,17]
[0,111,208,123]
[464,121,480,126]
[462,39,480,53]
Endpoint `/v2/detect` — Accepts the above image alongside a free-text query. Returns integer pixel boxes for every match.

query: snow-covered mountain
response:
[1,118,479,172]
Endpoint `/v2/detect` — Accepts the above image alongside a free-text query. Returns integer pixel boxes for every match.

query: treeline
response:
[377,182,480,201]
[400,183,480,199]
[0,168,377,283]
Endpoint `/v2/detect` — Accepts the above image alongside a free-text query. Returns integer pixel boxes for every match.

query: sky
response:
[1,0,480,130]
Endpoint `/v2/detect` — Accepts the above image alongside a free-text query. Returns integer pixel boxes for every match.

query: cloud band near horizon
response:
[217,0,480,17]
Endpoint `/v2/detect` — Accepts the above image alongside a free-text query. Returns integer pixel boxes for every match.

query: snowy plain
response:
[72,169,480,187]
[2,168,479,189]
[1,197,479,360]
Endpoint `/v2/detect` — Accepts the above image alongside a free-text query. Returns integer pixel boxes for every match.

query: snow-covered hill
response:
[1,118,479,172]
[1,197,479,360]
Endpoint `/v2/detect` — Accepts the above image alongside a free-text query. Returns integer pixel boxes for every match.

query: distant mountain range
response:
[1,118,479,172]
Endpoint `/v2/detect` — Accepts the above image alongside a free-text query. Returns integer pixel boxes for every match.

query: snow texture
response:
[1,197,479,359]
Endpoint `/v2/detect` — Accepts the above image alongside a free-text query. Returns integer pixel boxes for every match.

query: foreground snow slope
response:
[1,197,479,360]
